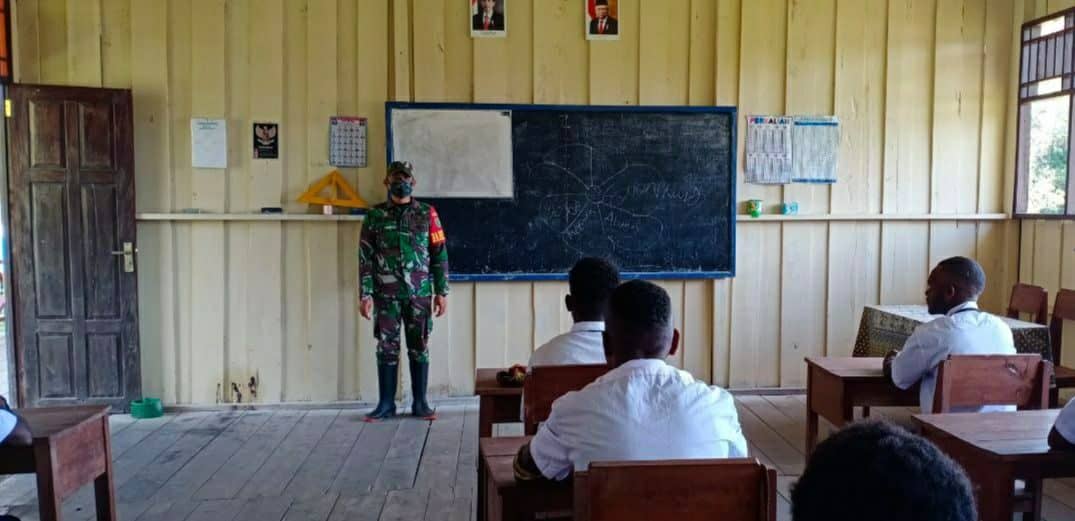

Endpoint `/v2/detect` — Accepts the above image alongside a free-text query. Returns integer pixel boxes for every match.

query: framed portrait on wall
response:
[586,0,619,41]
[471,0,506,38]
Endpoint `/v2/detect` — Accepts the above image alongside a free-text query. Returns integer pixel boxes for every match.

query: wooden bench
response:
[1049,289,1075,406]
[0,405,115,521]
[523,363,609,435]
[574,459,777,521]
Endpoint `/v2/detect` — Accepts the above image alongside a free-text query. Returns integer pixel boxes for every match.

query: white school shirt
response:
[890,301,1017,414]
[528,358,748,481]
[1055,399,1075,444]
[522,321,607,420]
[528,321,606,368]
[0,409,16,443]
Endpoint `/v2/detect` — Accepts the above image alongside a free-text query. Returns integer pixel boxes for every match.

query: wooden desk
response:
[913,410,1075,521]
[0,405,115,521]
[476,368,523,438]
[478,436,572,521]
[805,357,918,457]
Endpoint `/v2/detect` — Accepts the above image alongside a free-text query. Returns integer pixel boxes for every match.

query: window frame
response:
[1014,8,1075,219]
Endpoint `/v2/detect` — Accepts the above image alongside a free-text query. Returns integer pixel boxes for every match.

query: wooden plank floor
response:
[2,396,1075,520]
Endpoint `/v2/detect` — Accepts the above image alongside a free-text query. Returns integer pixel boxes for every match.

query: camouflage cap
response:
[387,160,414,178]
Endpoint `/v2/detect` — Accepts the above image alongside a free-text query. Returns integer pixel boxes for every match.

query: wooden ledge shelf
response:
[137,213,366,222]
[740,213,1009,222]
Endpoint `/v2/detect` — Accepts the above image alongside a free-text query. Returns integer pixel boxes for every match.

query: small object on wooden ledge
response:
[781,201,799,215]
[496,364,527,387]
[260,207,283,214]
[747,199,763,218]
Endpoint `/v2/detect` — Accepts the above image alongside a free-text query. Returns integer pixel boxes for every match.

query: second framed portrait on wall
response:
[585,0,619,41]
[471,0,506,38]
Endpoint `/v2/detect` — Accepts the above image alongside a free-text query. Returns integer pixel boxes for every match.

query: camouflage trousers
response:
[374,297,433,365]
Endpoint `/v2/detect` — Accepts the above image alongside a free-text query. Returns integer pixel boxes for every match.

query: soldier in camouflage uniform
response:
[360,161,449,421]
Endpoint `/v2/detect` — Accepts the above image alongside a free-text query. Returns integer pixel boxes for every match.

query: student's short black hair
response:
[568,257,620,313]
[607,279,671,335]
[936,256,986,295]
[792,421,976,521]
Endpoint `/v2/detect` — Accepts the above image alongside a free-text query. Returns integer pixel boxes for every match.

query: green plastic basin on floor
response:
[130,397,163,419]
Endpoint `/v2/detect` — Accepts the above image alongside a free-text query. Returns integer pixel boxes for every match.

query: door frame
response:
[0,82,14,402]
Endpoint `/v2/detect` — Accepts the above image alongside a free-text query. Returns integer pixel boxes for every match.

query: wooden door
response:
[7,85,139,409]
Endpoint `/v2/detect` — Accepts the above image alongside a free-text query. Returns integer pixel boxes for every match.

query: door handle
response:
[110,242,137,273]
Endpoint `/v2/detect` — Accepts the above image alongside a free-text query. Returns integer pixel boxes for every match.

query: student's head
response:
[602,280,675,368]
[792,421,976,521]
[925,256,986,315]
[384,161,416,201]
[595,0,609,19]
[480,0,496,12]
[566,257,620,321]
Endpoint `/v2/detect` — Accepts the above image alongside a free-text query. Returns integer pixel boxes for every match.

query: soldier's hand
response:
[360,298,373,320]
[434,295,447,317]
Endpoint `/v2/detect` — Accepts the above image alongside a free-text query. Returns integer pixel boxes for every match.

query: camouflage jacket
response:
[360,199,449,300]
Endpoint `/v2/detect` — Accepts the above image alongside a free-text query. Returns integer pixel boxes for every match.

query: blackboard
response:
[385,103,737,280]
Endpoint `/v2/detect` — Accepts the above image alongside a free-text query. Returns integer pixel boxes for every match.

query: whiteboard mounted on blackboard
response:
[388,108,514,198]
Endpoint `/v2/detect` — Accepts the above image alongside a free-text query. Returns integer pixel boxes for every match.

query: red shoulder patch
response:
[429,206,446,245]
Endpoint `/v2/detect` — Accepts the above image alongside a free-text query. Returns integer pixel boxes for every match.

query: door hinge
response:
[4,99,11,118]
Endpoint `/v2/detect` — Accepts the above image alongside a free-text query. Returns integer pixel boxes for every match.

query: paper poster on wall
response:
[745,116,792,184]
[329,116,368,168]
[253,122,279,159]
[791,116,839,184]
[471,0,506,38]
[191,118,228,169]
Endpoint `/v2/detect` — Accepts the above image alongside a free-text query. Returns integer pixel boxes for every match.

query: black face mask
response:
[389,180,413,198]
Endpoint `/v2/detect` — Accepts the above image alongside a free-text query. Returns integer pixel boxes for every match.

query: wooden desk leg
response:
[94,416,117,521]
[477,458,487,521]
[33,443,60,521]
[805,368,818,459]
[972,466,1015,521]
[479,395,494,438]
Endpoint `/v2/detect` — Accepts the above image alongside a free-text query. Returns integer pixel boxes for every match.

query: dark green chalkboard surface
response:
[386,103,737,280]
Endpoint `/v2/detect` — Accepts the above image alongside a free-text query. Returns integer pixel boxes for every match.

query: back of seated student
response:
[528,257,619,368]
[513,280,747,481]
[0,394,30,446]
[1049,397,1075,449]
[884,256,1016,413]
[792,421,976,521]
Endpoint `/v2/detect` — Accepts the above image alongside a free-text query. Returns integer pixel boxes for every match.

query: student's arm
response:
[513,442,546,480]
[888,328,943,390]
[1050,427,1075,450]
[0,408,30,447]
[518,404,574,481]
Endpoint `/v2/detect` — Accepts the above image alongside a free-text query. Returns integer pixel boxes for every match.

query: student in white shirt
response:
[529,257,618,368]
[1049,399,1075,449]
[0,394,29,446]
[884,256,1016,414]
[513,280,748,481]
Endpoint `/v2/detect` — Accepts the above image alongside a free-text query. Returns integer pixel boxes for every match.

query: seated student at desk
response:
[1049,398,1075,449]
[513,280,747,481]
[0,395,31,521]
[527,257,618,368]
[792,421,976,521]
[884,256,1015,413]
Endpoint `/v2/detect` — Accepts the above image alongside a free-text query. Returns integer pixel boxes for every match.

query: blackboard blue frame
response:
[385,101,738,281]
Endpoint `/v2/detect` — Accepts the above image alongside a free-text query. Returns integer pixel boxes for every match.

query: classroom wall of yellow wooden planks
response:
[11,0,1024,404]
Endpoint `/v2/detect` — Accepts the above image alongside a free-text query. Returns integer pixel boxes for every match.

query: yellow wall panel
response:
[12,0,1023,403]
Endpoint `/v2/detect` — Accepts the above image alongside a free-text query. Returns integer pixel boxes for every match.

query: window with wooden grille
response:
[1016,10,1075,217]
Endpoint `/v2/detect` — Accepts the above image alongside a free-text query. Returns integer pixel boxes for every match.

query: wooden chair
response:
[0,405,116,521]
[523,363,609,435]
[933,354,1052,521]
[573,459,778,521]
[1050,289,1075,406]
[1008,283,1049,325]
